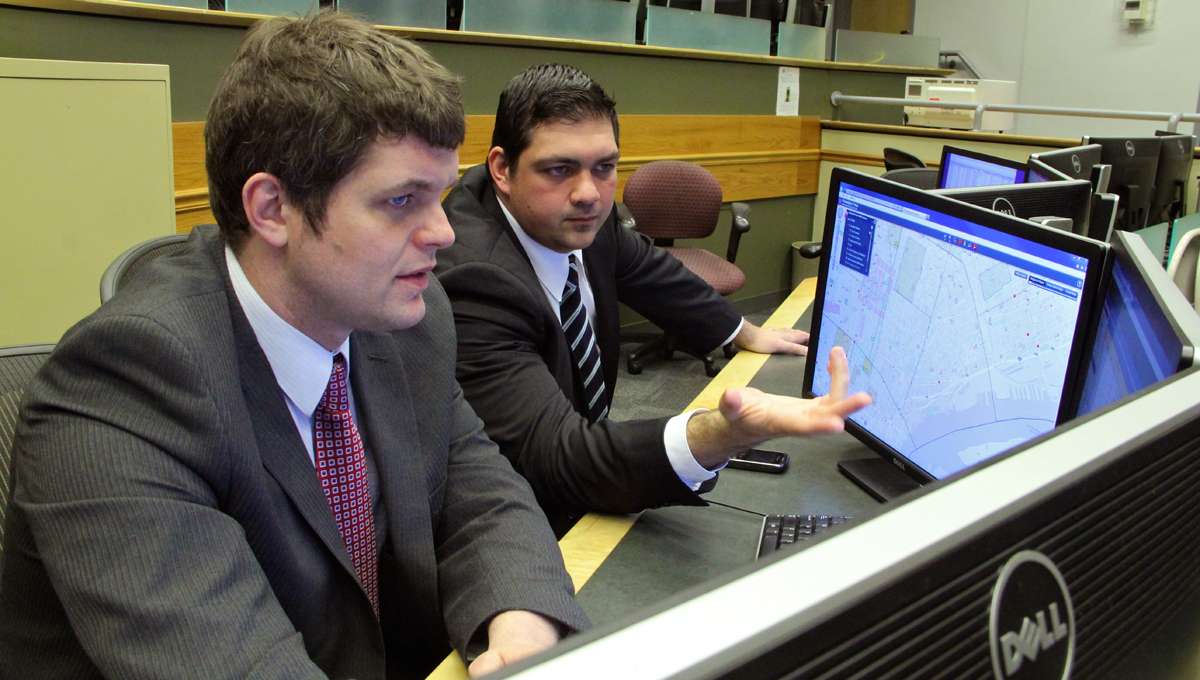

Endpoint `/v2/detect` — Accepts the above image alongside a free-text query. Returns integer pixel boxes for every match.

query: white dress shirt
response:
[496,199,722,490]
[225,247,357,465]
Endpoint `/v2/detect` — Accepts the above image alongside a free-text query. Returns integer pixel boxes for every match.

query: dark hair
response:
[491,63,619,171]
[205,10,465,250]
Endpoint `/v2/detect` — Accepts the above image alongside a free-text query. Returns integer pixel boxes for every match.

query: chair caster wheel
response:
[627,360,643,375]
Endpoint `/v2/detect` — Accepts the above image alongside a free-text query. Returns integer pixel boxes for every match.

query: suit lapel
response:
[218,250,359,581]
[349,335,436,571]
[582,221,621,404]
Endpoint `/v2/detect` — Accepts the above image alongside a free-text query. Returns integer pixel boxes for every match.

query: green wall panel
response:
[1,6,905,304]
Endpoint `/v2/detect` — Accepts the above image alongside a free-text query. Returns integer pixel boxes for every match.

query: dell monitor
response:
[931,179,1094,236]
[1076,230,1200,418]
[1149,132,1195,225]
[498,367,1200,680]
[803,168,1107,501]
[1027,157,1072,184]
[1086,136,1163,230]
[937,145,1028,189]
[1029,143,1110,191]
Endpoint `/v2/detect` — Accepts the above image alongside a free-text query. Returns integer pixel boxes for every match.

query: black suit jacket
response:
[0,226,587,680]
[437,165,742,533]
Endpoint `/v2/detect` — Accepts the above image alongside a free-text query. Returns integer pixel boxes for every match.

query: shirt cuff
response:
[664,408,725,491]
[716,318,745,353]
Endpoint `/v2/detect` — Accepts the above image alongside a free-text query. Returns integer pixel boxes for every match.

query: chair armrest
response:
[615,202,637,230]
[726,202,751,263]
[798,242,823,259]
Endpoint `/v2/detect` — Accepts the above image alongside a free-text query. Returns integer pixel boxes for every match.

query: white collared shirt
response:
[225,246,356,465]
[496,199,718,490]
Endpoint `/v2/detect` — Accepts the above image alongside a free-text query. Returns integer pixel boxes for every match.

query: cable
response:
[705,498,766,517]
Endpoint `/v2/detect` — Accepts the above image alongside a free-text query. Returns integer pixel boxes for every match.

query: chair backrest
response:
[881,167,940,190]
[1168,228,1200,309]
[99,233,190,303]
[621,160,723,240]
[883,147,927,171]
[0,344,53,556]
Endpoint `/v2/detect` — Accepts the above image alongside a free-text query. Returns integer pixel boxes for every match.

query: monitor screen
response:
[806,169,1106,482]
[1027,157,1072,183]
[1076,230,1200,417]
[937,145,1028,189]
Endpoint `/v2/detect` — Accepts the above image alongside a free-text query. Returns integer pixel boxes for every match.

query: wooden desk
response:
[428,278,820,679]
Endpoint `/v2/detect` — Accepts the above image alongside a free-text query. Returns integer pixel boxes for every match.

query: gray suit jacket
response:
[0,226,587,680]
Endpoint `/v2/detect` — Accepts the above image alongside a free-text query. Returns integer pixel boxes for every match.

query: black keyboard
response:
[756,513,852,558]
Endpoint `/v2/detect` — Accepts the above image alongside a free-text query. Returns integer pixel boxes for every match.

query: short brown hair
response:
[205,11,465,249]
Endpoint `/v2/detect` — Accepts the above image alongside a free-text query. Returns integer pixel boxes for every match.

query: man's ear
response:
[241,172,294,248]
[486,146,513,198]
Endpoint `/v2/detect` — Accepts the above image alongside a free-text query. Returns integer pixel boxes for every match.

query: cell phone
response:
[727,449,790,474]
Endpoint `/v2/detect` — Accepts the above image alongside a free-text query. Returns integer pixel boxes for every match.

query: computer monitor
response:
[1027,157,1072,184]
[1149,133,1195,225]
[937,145,1028,189]
[803,169,1107,500]
[931,179,1094,236]
[1085,136,1164,230]
[1075,230,1200,418]
[498,367,1200,680]
[1029,143,1106,189]
[1089,192,1120,242]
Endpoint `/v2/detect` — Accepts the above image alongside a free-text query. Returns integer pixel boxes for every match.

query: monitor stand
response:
[838,458,921,503]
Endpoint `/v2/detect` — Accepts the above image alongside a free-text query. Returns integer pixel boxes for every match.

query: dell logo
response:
[1124,140,1136,157]
[992,197,1017,216]
[989,550,1075,680]
[1070,154,1082,175]
[999,602,1070,676]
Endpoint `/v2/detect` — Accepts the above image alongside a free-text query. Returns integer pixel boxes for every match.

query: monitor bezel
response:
[804,168,1108,485]
[1027,157,1073,183]
[936,144,1029,189]
[1109,230,1200,373]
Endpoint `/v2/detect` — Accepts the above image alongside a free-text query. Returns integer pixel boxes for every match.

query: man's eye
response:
[596,163,617,174]
[387,195,413,209]
[545,166,571,178]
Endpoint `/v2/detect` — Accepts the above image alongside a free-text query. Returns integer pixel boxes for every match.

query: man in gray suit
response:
[0,12,586,680]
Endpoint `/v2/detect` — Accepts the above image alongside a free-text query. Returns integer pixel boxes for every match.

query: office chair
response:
[1168,228,1200,310]
[0,344,53,557]
[621,160,750,377]
[99,233,189,303]
[883,147,927,171]
[881,167,939,189]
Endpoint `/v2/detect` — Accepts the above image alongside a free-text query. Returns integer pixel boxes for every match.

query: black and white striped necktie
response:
[561,254,608,422]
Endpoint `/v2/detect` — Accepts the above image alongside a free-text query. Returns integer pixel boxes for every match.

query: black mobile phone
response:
[727,448,790,474]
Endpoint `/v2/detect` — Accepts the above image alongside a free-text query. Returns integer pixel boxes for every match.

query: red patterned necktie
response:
[313,353,379,618]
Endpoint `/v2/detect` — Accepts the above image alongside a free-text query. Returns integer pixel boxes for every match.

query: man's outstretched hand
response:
[687,347,872,469]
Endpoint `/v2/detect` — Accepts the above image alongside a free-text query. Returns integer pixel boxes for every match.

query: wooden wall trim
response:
[3,0,953,76]
[821,120,1080,148]
[172,114,823,232]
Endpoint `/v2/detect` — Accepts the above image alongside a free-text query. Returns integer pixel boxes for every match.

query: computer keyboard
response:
[756,513,852,559]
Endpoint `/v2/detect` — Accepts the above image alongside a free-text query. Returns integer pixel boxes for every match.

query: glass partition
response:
[833,29,939,67]
[336,0,445,28]
[643,5,770,55]
[225,0,316,15]
[776,22,826,60]
[461,0,636,44]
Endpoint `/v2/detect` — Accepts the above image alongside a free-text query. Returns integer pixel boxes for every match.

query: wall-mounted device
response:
[903,78,1017,133]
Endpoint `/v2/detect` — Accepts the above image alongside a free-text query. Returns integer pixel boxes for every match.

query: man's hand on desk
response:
[467,609,561,678]
[686,346,872,469]
[733,321,810,356]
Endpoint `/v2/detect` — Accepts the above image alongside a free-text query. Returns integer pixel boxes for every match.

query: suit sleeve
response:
[609,224,743,355]
[5,315,326,680]
[433,380,591,655]
[439,261,707,522]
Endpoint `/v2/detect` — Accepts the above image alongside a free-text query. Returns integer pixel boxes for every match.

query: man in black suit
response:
[438,64,870,534]
[0,14,585,679]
